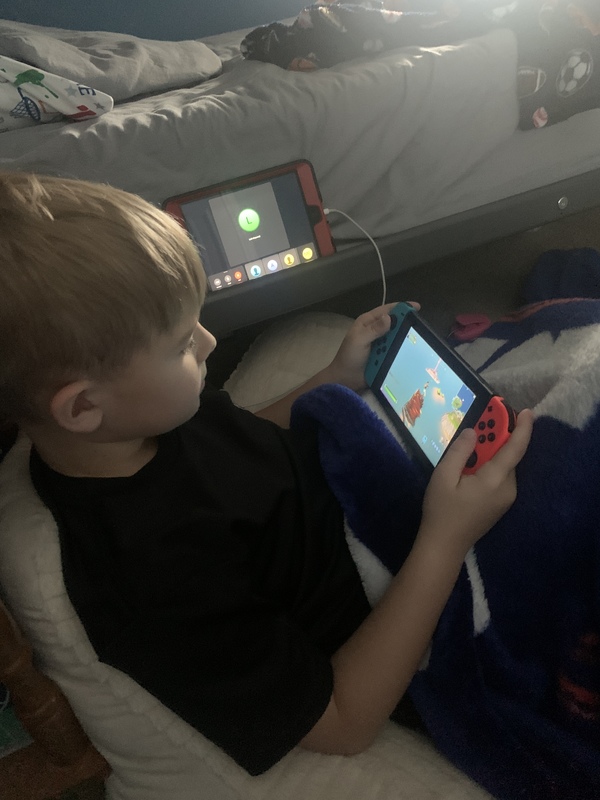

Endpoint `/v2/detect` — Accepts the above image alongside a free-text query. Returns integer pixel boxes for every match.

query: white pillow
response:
[0,19,222,102]
[224,312,353,409]
[0,312,490,800]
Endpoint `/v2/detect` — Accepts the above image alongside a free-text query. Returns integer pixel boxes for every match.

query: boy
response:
[0,171,533,775]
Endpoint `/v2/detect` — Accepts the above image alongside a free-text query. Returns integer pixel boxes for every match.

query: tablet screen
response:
[177,172,318,291]
[379,325,477,466]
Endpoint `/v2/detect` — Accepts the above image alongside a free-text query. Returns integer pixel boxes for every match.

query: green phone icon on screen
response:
[238,208,260,232]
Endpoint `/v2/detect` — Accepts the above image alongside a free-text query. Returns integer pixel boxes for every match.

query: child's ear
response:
[49,380,104,434]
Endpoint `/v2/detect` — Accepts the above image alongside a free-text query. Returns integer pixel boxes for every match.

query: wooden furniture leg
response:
[0,597,109,799]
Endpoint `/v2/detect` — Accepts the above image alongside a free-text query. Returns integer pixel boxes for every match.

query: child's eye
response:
[181,335,196,354]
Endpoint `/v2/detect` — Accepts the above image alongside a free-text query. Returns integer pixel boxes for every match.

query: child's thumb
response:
[439,428,477,479]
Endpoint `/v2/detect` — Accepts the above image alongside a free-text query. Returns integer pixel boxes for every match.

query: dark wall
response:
[0,1,302,39]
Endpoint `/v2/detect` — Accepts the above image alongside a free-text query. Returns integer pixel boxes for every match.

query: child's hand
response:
[256,302,419,426]
[419,408,534,555]
[327,302,420,391]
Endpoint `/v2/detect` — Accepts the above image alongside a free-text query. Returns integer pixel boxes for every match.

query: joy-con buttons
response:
[463,396,516,475]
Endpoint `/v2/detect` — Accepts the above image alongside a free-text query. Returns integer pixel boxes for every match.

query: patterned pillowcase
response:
[0,53,113,133]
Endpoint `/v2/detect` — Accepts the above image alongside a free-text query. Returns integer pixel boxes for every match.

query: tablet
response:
[163,160,335,292]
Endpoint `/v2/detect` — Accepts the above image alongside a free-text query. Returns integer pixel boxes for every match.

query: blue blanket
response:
[291,296,600,799]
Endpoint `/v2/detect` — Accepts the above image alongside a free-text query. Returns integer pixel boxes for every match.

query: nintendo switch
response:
[365,303,516,474]
[163,160,335,293]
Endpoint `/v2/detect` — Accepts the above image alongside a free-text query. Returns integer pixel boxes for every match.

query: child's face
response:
[95,311,216,441]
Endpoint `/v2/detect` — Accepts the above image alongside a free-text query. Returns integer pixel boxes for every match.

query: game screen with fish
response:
[379,326,476,467]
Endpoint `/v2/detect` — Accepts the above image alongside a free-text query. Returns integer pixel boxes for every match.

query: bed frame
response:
[202,166,600,338]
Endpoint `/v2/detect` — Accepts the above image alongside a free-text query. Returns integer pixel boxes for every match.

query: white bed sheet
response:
[0,25,519,240]
[434,108,600,226]
[2,22,598,243]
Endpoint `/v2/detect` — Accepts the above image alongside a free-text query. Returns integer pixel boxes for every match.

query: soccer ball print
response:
[556,49,593,97]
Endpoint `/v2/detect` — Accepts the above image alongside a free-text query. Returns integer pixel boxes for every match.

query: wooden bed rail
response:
[0,596,109,799]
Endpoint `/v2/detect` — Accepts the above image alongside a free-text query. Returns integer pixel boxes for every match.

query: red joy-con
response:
[463,396,517,475]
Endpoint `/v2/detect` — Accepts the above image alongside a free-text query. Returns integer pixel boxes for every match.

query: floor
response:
[208,204,600,385]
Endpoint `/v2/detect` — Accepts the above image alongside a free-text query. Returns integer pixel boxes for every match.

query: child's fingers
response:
[479,408,534,475]
[433,409,533,483]
[356,301,420,340]
[374,300,420,314]
[433,427,478,483]
[351,307,392,344]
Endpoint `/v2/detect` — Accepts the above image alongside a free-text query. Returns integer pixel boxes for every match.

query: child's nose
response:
[195,323,216,361]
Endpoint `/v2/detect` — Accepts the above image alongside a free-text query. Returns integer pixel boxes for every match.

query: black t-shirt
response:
[30,390,372,775]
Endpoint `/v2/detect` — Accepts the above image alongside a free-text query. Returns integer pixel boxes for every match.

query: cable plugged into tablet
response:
[324,207,387,305]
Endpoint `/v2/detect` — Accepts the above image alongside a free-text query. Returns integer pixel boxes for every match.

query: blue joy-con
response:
[364,302,415,387]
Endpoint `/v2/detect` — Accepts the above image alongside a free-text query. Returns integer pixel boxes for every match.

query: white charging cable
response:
[324,207,387,306]
[224,208,388,410]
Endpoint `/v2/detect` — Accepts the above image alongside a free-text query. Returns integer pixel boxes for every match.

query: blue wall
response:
[0,1,302,39]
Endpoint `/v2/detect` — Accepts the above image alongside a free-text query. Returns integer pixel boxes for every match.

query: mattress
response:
[0,21,524,240]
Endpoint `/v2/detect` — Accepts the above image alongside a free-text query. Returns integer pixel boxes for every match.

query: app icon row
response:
[208,243,317,291]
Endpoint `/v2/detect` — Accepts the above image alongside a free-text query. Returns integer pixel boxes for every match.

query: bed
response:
[2,17,600,337]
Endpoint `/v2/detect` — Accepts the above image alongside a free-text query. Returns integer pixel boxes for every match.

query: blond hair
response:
[0,172,206,425]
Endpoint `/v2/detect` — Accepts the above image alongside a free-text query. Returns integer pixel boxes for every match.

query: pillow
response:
[0,53,114,133]
[0,20,222,102]
[224,312,353,410]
